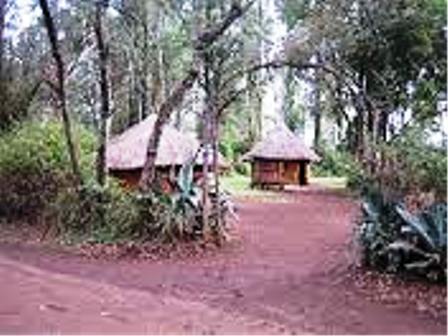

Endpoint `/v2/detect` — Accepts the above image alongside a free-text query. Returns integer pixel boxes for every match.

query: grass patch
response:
[220,173,281,200]
[309,176,347,190]
[221,173,349,202]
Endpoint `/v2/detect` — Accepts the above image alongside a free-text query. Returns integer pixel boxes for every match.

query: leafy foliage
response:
[0,119,95,219]
[52,159,231,244]
[52,182,201,244]
[373,125,447,199]
[356,192,447,282]
[313,146,361,177]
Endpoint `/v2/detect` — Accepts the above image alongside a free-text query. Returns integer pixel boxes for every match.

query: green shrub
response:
[312,146,366,190]
[52,181,138,243]
[375,126,447,200]
[52,161,205,244]
[356,192,446,282]
[52,182,203,244]
[313,146,360,177]
[233,161,250,176]
[353,125,447,283]
[0,119,96,219]
[219,137,251,162]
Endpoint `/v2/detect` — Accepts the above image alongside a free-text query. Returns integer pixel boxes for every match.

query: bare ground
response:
[0,187,446,334]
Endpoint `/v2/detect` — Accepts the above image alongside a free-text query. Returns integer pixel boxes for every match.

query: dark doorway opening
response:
[299,162,307,185]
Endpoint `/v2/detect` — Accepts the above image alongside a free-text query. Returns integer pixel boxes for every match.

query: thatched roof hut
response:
[244,125,320,162]
[243,125,319,187]
[106,115,227,189]
[107,115,197,170]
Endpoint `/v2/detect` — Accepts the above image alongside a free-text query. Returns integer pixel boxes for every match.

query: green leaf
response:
[395,205,436,250]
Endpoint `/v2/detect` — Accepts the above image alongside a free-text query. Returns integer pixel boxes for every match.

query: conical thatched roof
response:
[106,115,227,170]
[243,124,320,162]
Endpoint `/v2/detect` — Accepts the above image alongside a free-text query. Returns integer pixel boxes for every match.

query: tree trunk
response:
[211,115,220,236]
[140,3,150,117]
[138,70,198,191]
[39,0,83,187]
[128,56,139,125]
[93,0,110,188]
[0,0,6,79]
[201,28,212,237]
[378,110,388,141]
[313,53,323,150]
[149,6,163,115]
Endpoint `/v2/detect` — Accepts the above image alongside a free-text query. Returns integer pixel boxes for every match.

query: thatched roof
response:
[243,124,320,162]
[106,115,227,170]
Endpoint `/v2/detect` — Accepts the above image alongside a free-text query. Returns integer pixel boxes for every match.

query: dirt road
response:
[0,188,445,334]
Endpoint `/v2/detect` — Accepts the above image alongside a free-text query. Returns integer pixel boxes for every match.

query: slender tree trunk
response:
[201,39,212,238]
[0,0,6,106]
[354,70,368,162]
[149,50,162,114]
[140,3,149,117]
[128,56,139,125]
[313,53,323,150]
[378,110,388,141]
[313,106,321,148]
[39,0,83,186]
[0,0,6,80]
[201,129,211,238]
[211,114,221,237]
[356,108,367,161]
[254,0,264,140]
[93,0,110,188]
[129,32,140,123]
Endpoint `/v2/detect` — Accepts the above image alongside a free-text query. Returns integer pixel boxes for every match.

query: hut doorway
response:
[299,162,307,185]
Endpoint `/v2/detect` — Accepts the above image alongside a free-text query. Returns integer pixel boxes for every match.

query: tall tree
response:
[38,0,83,186]
[279,0,446,160]
[93,0,110,187]
[0,0,6,79]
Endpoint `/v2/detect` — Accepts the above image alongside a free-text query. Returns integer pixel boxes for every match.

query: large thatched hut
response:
[106,115,227,190]
[243,125,319,188]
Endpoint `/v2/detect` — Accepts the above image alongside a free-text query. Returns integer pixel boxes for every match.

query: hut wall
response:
[109,169,142,189]
[109,168,174,192]
[252,160,299,186]
[252,160,279,185]
[251,159,310,187]
[110,164,222,192]
[280,161,299,184]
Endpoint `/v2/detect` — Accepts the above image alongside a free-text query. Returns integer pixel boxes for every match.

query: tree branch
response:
[138,1,254,191]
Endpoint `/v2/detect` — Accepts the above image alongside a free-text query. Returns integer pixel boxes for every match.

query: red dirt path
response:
[0,188,446,334]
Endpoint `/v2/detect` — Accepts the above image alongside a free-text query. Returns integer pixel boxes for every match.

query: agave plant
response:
[356,192,447,282]
[390,203,447,280]
[357,195,401,270]
[174,158,202,211]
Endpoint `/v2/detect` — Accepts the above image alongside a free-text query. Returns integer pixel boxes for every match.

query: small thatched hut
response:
[106,115,227,190]
[243,125,319,188]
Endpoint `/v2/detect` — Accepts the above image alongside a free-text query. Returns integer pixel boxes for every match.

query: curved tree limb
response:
[139,0,255,191]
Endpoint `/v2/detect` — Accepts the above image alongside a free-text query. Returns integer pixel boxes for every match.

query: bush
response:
[52,184,204,244]
[312,146,366,190]
[374,126,447,200]
[52,161,209,244]
[219,137,251,163]
[51,181,138,242]
[233,161,250,176]
[313,146,360,177]
[353,125,447,283]
[0,119,96,219]
[356,192,446,282]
